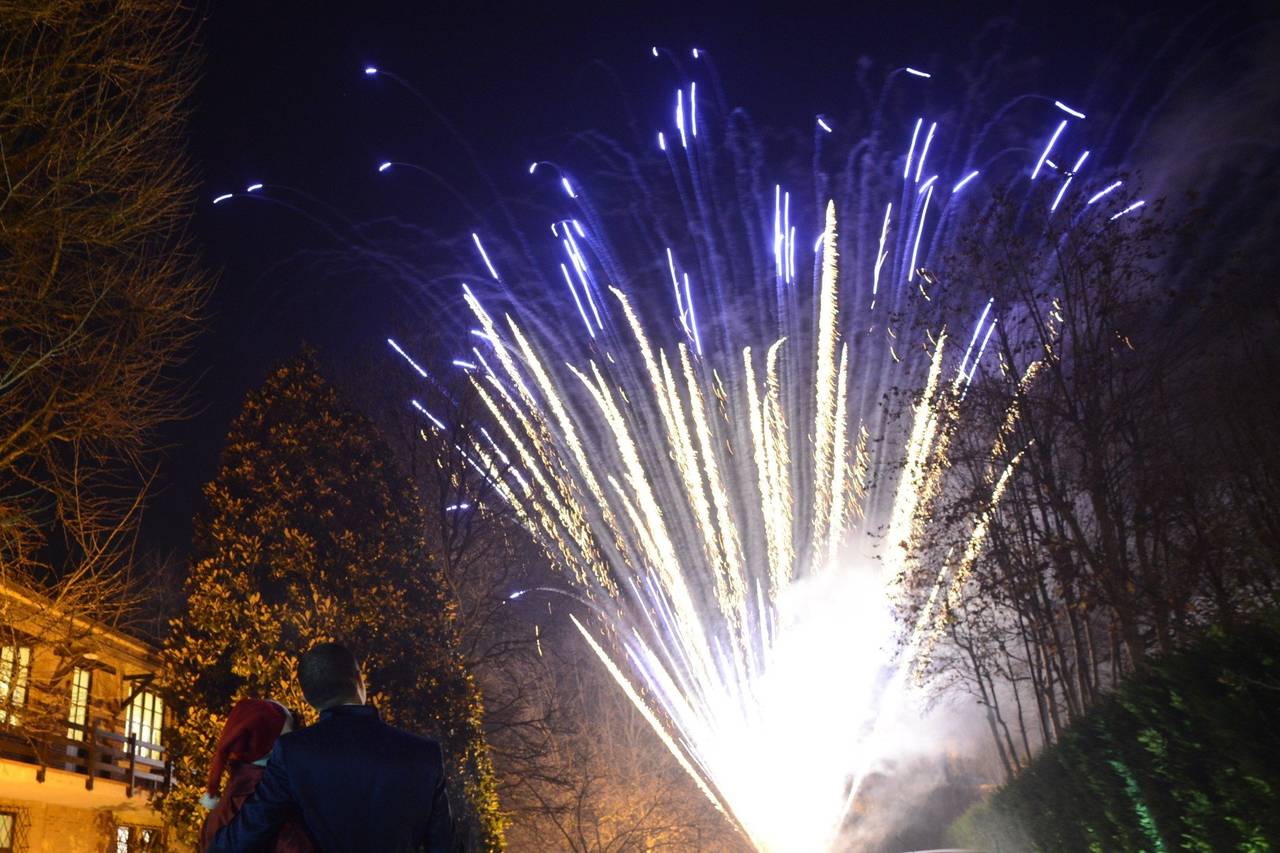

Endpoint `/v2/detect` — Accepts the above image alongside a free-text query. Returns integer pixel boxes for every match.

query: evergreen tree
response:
[161,354,504,849]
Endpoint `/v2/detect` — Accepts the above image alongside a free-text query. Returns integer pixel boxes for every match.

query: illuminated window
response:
[0,807,26,852]
[115,824,160,852]
[0,647,31,726]
[124,691,164,761]
[67,667,92,740]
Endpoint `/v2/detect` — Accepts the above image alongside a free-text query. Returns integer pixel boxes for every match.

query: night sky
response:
[142,0,1264,564]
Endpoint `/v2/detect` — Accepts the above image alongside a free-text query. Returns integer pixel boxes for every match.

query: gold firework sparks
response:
[455,202,1031,852]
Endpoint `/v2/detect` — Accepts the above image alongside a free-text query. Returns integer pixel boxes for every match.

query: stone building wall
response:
[0,797,178,852]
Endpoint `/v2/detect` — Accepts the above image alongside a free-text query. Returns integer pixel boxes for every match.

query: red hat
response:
[205,699,289,796]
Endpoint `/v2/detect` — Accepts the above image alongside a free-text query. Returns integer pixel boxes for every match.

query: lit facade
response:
[0,581,172,852]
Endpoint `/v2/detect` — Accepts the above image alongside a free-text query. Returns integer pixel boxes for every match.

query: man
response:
[211,642,453,852]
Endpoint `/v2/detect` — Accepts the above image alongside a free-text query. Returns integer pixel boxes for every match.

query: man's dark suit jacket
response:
[210,704,452,852]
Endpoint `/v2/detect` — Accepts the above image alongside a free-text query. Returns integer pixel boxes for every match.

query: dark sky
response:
[142,0,1267,561]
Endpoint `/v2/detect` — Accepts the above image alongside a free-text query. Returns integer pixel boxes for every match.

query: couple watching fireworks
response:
[199,642,454,852]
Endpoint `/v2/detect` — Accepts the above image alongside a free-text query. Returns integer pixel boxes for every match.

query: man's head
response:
[297,642,367,711]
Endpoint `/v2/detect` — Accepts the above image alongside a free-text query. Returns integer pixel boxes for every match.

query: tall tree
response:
[906,192,1280,775]
[0,0,209,596]
[161,354,504,849]
[344,333,740,850]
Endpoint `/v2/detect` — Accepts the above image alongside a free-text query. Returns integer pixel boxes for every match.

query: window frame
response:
[0,646,32,727]
[0,805,29,853]
[67,666,92,741]
[124,690,164,761]
[0,810,15,853]
[114,823,161,852]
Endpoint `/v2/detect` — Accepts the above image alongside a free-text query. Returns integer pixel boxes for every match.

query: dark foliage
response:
[950,609,1280,852]
[161,354,503,849]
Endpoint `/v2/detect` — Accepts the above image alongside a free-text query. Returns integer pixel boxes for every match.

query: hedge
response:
[946,612,1280,852]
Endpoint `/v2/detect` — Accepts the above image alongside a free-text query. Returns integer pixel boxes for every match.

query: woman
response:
[199,698,315,852]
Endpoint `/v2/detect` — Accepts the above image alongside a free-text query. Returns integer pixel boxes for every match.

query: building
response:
[0,579,171,852]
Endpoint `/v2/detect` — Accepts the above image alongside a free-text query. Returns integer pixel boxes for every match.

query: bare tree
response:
[335,339,744,848]
[493,627,746,853]
[905,192,1280,775]
[0,0,209,613]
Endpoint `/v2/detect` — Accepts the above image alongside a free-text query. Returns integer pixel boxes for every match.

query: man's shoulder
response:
[288,709,442,761]
[376,718,444,761]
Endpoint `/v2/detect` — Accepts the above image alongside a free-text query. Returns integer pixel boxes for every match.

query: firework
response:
[379,53,1143,852]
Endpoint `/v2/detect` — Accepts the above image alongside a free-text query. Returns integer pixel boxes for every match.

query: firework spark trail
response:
[810,203,841,576]
[203,31,1264,847]
[371,53,1160,852]
[460,232,988,851]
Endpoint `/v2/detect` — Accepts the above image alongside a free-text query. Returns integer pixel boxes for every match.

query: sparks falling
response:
[376,51,1145,852]
[449,202,1036,850]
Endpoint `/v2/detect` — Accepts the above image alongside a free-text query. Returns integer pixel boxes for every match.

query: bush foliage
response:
[948,612,1280,852]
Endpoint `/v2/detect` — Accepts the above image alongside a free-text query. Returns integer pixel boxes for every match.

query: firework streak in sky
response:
[381,53,1144,852]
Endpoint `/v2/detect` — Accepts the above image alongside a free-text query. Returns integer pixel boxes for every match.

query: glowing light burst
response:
[381,56,1137,852]
[453,204,1004,851]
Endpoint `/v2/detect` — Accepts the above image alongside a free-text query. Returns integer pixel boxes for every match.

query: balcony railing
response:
[0,720,171,797]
